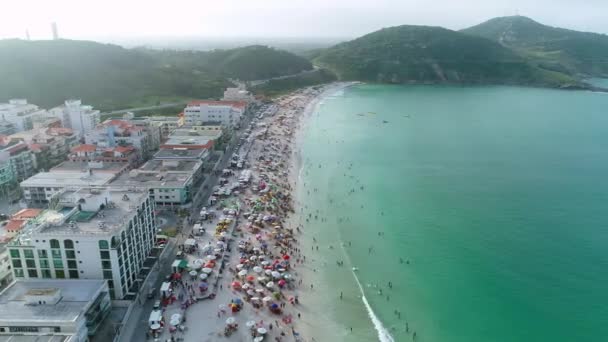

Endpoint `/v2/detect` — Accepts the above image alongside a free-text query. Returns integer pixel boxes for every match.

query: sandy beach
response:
[147,82,356,342]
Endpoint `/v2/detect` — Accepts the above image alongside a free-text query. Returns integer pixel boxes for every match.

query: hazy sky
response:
[1,0,607,40]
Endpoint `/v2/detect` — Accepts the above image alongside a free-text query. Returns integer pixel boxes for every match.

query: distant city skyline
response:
[1,0,607,41]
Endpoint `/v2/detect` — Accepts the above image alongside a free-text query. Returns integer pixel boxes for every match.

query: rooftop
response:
[187,100,247,109]
[0,279,105,324]
[112,168,196,189]
[153,148,209,160]
[20,171,116,188]
[163,134,213,148]
[140,159,200,172]
[51,161,129,173]
[15,188,148,239]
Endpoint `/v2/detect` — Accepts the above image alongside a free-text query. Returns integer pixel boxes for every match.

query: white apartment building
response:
[7,187,157,299]
[0,279,111,341]
[183,100,247,127]
[223,85,255,102]
[50,100,100,137]
[20,162,125,205]
[0,99,47,132]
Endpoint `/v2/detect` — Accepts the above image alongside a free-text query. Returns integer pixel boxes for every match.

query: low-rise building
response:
[7,187,156,299]
[20,162,126,205]
[223,85,255,102]
[144,116,184,140]
[0,151,17,199]
[0,279,111,340]
[0,118,16,136]
[183,100,248,127]
[161,132,214,151]
[0,137,36,183]
[70,144,139,167]
[0,99,47,132]
[50,100,100,138]
[85,120,154,162]
[112,159,203,206]
[10,127,79,171]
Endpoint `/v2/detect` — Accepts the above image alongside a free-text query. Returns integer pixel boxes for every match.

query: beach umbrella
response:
[199,281,208,288]
[257,276,267,282]
[171,313,181,321]
[264,269,272,275]
[271,271,281,279]
[254,337,264,342]
[262,296,272,302]
[261,261,270,266]
[257,327,267,335]
[206,255,217,260]
[247,289,255,296]
[189,270,197,277]
[150,323,161,330]
[278,279,286,287]
[199,273,208,280]
[214,248,223,253]
[250,256,257,261]
[193,259,204,265]
[238,269,248,277]
[202,268,213,274]
[266,281,274,288]
[246,320,256,327]
[253,266,263,273]
[246,275,256,282]
[270,303,279,309]
[236,264,244,270]
[255,288,265,294]
[282,254,290,260]
[251,297,260,302]
[231,281,242,289]
[242,283,251,290]
[226,317,235,325]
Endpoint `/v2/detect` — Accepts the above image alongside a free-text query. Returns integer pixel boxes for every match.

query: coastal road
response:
[117,105,258,342]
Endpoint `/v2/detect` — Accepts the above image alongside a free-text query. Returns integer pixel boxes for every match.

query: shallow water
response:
[296,84,608,342]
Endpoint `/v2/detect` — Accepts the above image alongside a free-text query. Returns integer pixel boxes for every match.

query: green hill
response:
[461,16,608,77]
[314,25,577,87]
[0,40,313,111]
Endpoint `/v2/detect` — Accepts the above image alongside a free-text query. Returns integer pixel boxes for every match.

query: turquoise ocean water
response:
[296,84,608,342]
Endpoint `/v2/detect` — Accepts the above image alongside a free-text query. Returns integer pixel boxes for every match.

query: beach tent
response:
[184,238,196,246]
[149,310,163,327]
[160,282,171,297]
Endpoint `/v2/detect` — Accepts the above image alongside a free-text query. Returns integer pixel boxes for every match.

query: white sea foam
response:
[352,270,396,342]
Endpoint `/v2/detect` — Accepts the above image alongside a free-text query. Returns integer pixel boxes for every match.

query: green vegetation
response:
[165,45,313,81]
[0,40,313,111]
[252,69,337,97]
[314,25,580,87]
[461,16,608,78]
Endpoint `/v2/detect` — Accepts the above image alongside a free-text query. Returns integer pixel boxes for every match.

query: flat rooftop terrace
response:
[0,279,105,324]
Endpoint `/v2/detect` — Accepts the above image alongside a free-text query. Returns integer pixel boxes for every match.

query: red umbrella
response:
[282,255,290,260]
[232,281,242,289]
[246,275,256,282]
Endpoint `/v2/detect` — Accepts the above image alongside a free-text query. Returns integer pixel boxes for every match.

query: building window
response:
[38,250,48,258]
[9,326,39,333]
[54,327,61,333]
[64,239,74,249]
[50,239,60,249]
[69,270,79,279]
[51,249,61,258]
[55,270,65,278]
[66,250,76,259]
[102,260,111,269]
[100,251,110,260]
[27,269,38,278]
[14,269,24,278]
[103,270,113,279]
[40,259,49,268]
[99,240,109,249]
[9,249,20,258]
[53,259,63,268]
[23,249,34,259]
[67,260,77,269]
[42,269,52,278]
[26,259,36,268]
[12,259,22,268]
